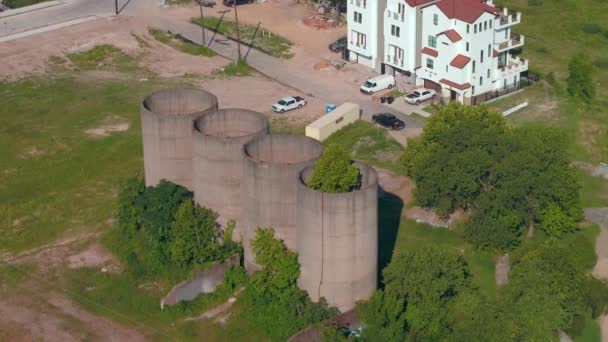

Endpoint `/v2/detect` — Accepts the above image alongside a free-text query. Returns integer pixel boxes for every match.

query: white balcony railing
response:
[385,10,405,22]
[385,55,404,68]
[497,56,528,77]
[497,35,524,52]
[495,8,521,29]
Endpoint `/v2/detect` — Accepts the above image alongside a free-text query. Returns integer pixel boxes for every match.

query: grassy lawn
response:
[148,28,216,57]
[191,17,294,59]
[323,121,406,175]
[3,0,49,9]
[269,117,308,135]
[214,60,253,77]
[66,44,142,73]
[487,82,559,123]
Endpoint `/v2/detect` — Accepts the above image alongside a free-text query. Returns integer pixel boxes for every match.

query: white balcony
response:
[495,8,521,30]
[496,35,524,52]
[497,55,528,78]
[385,55,404,68]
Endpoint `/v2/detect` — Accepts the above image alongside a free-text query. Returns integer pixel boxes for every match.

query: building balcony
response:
[495,8,521,30]
[496,34,524,52]
[385,55,404,68]
[497,55,528,78]
[385,9,405,22]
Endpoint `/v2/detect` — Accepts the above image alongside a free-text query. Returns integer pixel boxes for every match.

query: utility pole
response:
[197,0,206,45]
[115,0,118,15]
[233,2,242,62]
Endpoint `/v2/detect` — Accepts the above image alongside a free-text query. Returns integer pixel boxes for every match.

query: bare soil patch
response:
[85,122,130,138]
[405,207,465,228]
[66,243,120,272]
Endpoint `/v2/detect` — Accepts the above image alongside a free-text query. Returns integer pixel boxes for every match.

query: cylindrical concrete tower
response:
[192,109,269,236]
[296,162,378,312]
[140,88,218,190]
[241,135,324,272]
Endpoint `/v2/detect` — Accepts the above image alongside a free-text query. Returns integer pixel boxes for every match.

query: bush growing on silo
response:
[309,144,360,193]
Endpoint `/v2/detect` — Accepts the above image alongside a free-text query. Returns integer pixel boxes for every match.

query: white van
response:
[360,74,396,94]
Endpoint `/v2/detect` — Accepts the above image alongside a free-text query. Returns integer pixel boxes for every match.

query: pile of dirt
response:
[405,207,464,228]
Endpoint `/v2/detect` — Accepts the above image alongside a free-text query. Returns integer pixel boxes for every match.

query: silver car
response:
[405,88,436,105]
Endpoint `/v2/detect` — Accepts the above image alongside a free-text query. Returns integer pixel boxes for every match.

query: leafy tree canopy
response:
[309,144,360,193]
[357,245,471,341]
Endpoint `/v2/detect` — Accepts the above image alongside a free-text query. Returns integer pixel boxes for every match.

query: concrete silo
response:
[241,135,323,272]
[192,109,269,237]
[140,88,218,190]
[296,162,378,312]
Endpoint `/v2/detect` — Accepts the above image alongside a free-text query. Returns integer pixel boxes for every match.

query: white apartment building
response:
[347,0,387,72]
[347,0,528,104]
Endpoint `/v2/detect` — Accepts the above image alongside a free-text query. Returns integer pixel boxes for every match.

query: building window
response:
[480,50,484,63]
[487,69,490,78]
[446,65,448,72]
[391,25,400,37]
[426,58,434,69]
[480,76,483,86]
[490,20,493,29]
[472,60,476,73]
[467,24,470,33]
[505,29,508,39]
[488,44,491,57]
[352,30,366,48]
[353,11,362,24]
[474,24,477,33]
[398,3,405,15]
[514,75,518,86]
[466,42,469,51]
[484,21,488,30]
[472,86,475,94]
[433,13,438,25]
[428,35,437,48]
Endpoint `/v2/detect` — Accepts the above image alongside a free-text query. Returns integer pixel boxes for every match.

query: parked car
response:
[329,37,347,53]
[223,0,254,6]
[198,0,216,7]
[372,113,405,130]
[404,88,436,105]
[272,96,307,113]
[360,74,396,94]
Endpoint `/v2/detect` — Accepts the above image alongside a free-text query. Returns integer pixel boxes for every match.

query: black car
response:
[329,37,347,53]
[223,0,254,6]
[372,113,405,130]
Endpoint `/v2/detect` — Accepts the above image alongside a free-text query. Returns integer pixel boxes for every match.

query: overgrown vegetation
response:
[309,144,360,193]
[148,28,216,57]
[105,177,240,282]
[214,60,253,77]
[402,103,582,250]
[191,17,294,58]
[567,54,595,102]
[66,44,140,73]
[240,228,338,341]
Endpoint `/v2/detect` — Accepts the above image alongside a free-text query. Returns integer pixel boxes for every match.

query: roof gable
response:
[421,47,439,57]
[406,0,435,7]
[450,54,471,68]
[438,29,462,43]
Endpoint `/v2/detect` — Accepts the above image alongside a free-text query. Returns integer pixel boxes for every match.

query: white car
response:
[272,96,306,113]
[404,88,436,105]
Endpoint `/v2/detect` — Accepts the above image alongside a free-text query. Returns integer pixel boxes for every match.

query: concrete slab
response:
[0,0,63,19]
[0,15,98,43]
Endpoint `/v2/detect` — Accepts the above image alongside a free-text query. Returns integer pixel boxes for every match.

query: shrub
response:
[582,23,603,34]
[527,0,543,6]
[567,54,595,102]
[309,144,360,193]
[585,277,608,318]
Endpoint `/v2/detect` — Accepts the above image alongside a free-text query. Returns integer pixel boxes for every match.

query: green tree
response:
[567,54,595,102]
[309,144,360,193]
[320,323,354,342]
[357,245,471,341]
[243,228,338,341]
[170,200,220,267]
[539,202,577,237]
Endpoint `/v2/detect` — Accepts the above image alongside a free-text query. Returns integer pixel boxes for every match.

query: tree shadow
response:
[377,186,403,288]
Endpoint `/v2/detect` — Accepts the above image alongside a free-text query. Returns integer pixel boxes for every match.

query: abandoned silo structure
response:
[296,162,378,312]
[192,109,269,237]
[140,88,218,189]
[241,135,324,272]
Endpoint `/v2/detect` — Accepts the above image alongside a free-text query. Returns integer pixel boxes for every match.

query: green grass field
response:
[148,28,216,57]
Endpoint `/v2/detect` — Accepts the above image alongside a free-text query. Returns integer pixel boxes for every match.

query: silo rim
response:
[243,134,323,166]
[297,162,378,195]
[141,88,218,117]
[193,108,270,140]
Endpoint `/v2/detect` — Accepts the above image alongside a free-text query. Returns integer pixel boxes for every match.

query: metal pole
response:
[199,3,206,45]
[233,2,242,62]
[115,0,118,15]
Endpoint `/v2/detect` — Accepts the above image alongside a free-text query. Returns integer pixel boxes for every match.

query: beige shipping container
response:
[305,103,360,141]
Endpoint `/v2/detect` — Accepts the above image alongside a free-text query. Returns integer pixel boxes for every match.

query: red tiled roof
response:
[439,29,462,42]
[450,54,471,68]
[435,0,498,24]
[493,49,499,57]
[406,0,435,7]
[440,78,472,90]
[421,47,438,57]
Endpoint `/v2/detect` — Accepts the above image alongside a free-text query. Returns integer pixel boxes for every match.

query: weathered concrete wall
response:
[192,109,269,238]
[160,254,240,309]
[296,163,378,312]
[241,135,323,272]
[141,88,218,190]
